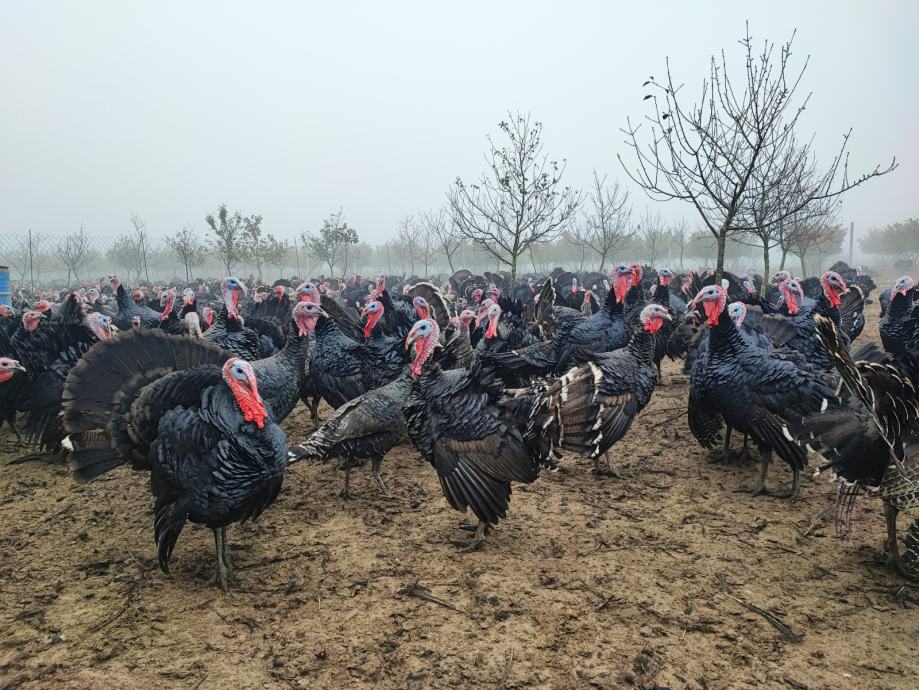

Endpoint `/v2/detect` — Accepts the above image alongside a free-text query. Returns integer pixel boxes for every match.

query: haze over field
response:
[1,1,915,243]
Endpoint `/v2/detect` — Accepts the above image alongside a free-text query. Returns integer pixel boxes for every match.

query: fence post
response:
[28,229,35,293]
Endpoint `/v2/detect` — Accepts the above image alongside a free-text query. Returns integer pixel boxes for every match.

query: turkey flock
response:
[1,261,917,590]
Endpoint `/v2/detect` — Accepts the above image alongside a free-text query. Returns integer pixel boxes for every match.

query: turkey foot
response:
[10,421,24,447]
[452,521,487,551]
[881,505,918,580]
[770,467,801,499]
[371,459,392,498]
[592,453,621,478]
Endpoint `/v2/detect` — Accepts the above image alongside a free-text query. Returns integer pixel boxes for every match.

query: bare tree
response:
[422,207,462,273]
[448,112,582,283]
[860,218,919,265]
[639,210,667,266]
[670,219,691,271]
[243,215,287,280]
[108,234,145,283]
[206,205,250,276]
[301,210,359,278]
[9,236,35,288]
[785,200,843,275]
[620,25,896,281]
[56,226,95,285]
[396,214,422,277]
[130,213,151,283]
[573,170,633,270]
[165,224,207,282]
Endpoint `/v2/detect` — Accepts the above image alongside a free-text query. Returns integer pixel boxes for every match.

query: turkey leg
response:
[212,527,230,591]
[371,457,391,497]
[751,449,772,496]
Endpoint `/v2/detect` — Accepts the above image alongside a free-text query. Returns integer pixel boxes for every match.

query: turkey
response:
[783,315,919,579]
[687,284,838,498]
[439,310,477,370]
[205,278,261,360]
[288,370,412,498]
[0,357,28,444]
[250,301,321,423]
[158,288,191,335]
[509,303,670,477]
[650,268,680,381]
[879,276,918,358]
[2,308,113,451]
[403,319,546,549]
[110,275,161,330]
[533,277,585,339]
[485,264,634,382]
[308,301,406,409]
[61,330,288,590]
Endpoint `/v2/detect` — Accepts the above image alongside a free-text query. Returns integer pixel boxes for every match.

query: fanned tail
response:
[62,330,231,480]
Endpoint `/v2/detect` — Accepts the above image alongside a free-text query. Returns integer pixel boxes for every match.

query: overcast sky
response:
[2,1,915,244]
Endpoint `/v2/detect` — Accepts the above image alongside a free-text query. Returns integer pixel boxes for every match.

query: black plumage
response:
[688,285,837,498]
[61,329,287,589]
[783,316,919,578]
[110,277,161,330]
[288,370,412,497]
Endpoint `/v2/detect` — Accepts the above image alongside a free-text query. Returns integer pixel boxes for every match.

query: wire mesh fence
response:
[0,231,310,290]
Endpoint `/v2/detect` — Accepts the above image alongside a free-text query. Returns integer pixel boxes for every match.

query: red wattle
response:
[704,301,720,326]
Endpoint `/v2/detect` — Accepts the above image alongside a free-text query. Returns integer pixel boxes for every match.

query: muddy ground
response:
[1,307,917,690]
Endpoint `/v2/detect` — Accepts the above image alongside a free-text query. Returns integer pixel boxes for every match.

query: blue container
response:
[0,266,9,306]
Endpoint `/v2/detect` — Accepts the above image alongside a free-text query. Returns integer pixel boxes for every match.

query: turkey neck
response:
[252,326,308,421]
[707,307,750,358]
[627,327,656,366]
[602,285,625,317]
[815,293,841,328]
[623,285,643,314]
[277,327,308,369]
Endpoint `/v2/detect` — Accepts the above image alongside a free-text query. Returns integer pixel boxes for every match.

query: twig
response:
[723,592,804,642]
[89,581,139,632]
[496,649,514,689]
[800,503,835,538]
[399,582,469,616]
[649,411,686,428]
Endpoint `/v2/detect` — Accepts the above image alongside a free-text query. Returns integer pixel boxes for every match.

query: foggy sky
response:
[2,1,916,244]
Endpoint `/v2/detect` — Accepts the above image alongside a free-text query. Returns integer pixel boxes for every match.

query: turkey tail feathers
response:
[62,330,231,481]
[62,329,230,434]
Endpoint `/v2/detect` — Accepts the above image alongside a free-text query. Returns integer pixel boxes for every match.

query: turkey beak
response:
[662,312,672,321]
[405,332,418,350]
[318,308,329,319]
[12,362,26,373]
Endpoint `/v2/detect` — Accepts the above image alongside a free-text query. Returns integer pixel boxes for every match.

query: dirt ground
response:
[1,305,917,690]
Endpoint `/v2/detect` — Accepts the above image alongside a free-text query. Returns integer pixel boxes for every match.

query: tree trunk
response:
[510,253,518,285]
[184,258,191,282]
[598,250,608,272]
[799,253,807,277]
[714,228,727,282]
[760,241,771,297]
[779,248,788,271]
